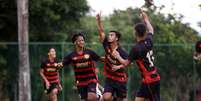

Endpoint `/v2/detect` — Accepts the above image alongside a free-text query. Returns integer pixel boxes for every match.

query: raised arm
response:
[96,12,105,42]
[140,8,154,34]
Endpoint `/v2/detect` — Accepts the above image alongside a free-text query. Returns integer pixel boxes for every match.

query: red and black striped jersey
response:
[41,59,60,84]
[63,48,100,86]
[129,33,160,84]
[103,37,129,82]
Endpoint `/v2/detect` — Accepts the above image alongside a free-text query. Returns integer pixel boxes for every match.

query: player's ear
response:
[115,36,118,41]
[73,41,77,45]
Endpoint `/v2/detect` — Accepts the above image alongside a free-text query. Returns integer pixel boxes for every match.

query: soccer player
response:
[40,48,62,101]
[129,9,160,101]
[96,12,130,101]
[62,33,101,101]
[194,40,201,61]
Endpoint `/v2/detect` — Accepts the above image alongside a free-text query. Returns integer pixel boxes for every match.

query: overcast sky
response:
[87,0,201,34]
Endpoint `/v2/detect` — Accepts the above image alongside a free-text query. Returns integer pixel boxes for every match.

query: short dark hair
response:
[48,48,55,53]
[72,32,85,43]
[109,30,121,41]
[134,23,146,37]
[196,40,201,53]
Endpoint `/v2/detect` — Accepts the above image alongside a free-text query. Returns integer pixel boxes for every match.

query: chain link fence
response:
[0,42,200,101]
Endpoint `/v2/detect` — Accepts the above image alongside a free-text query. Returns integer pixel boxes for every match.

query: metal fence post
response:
[61,42,65,101]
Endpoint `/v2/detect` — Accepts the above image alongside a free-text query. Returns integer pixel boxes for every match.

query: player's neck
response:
[110,41,118,51]
[75,46,84,54]
[48,57,55,62]
[137,36,145,42]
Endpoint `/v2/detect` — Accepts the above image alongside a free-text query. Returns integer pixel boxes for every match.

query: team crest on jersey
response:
[145,41,147,44]
[54,63,58,67]
[72,57,78,60]
[84,54,90,59]
[47,63,50,66]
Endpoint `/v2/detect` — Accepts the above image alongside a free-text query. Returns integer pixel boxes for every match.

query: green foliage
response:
[29,0,89,41]
[0,0,90,100]
[80,7,199,44]
[0,0,17,41]
[1,1,201,100]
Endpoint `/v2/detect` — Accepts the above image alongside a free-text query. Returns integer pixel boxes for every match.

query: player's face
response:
[75,36,85,48]
[108,32,118,43]
[48,48,56,58]
[197,53,201,60]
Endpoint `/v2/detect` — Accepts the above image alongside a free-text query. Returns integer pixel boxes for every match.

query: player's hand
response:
[139,8,144,13]
[58,84,63,91]
[95,68,99,74]
[100,56,105,62]
[139,8,149,20]
[96,11,101,22]
[194,53,201,61]
[139,8,146,16]
[57,62,63,68]
[111,65,120,72]
[55,62,63,69]
[112,50,120,59]
[45,81,50,89]
[72,85,78,90]
[144,0,154,6]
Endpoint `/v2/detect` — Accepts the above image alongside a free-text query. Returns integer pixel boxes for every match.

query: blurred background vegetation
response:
[0,0,201,101]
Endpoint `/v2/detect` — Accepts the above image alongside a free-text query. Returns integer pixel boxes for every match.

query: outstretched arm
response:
[140,8,154,34]
[96,12,105,42]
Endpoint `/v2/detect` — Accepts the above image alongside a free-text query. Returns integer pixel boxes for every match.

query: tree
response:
[29,0,89,41]
[0,0,90,100]
[199,4,201,28]
[17,0,31,100]
[0,0,17,41]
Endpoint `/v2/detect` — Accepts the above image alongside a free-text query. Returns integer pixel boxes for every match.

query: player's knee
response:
[49,94,57,101]
[114,97,123,101]
[135,97,145,101]
[52,88,58,94]
[87,93,97,101]
[103,93,112,101]
[87,96,96,101]
[52,96,57,101]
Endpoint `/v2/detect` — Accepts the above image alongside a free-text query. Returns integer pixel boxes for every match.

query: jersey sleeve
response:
[145,32,153,50]
[129,47,139,61]
[40,61,46,69]
[146,32,153,41]
[119,49,129,60]
[62,54,71,66]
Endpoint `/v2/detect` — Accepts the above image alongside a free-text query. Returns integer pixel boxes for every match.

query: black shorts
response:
[77,83,97,100]
[44,83,59,94]
[137,81,160,101]
[103,78,127,98]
